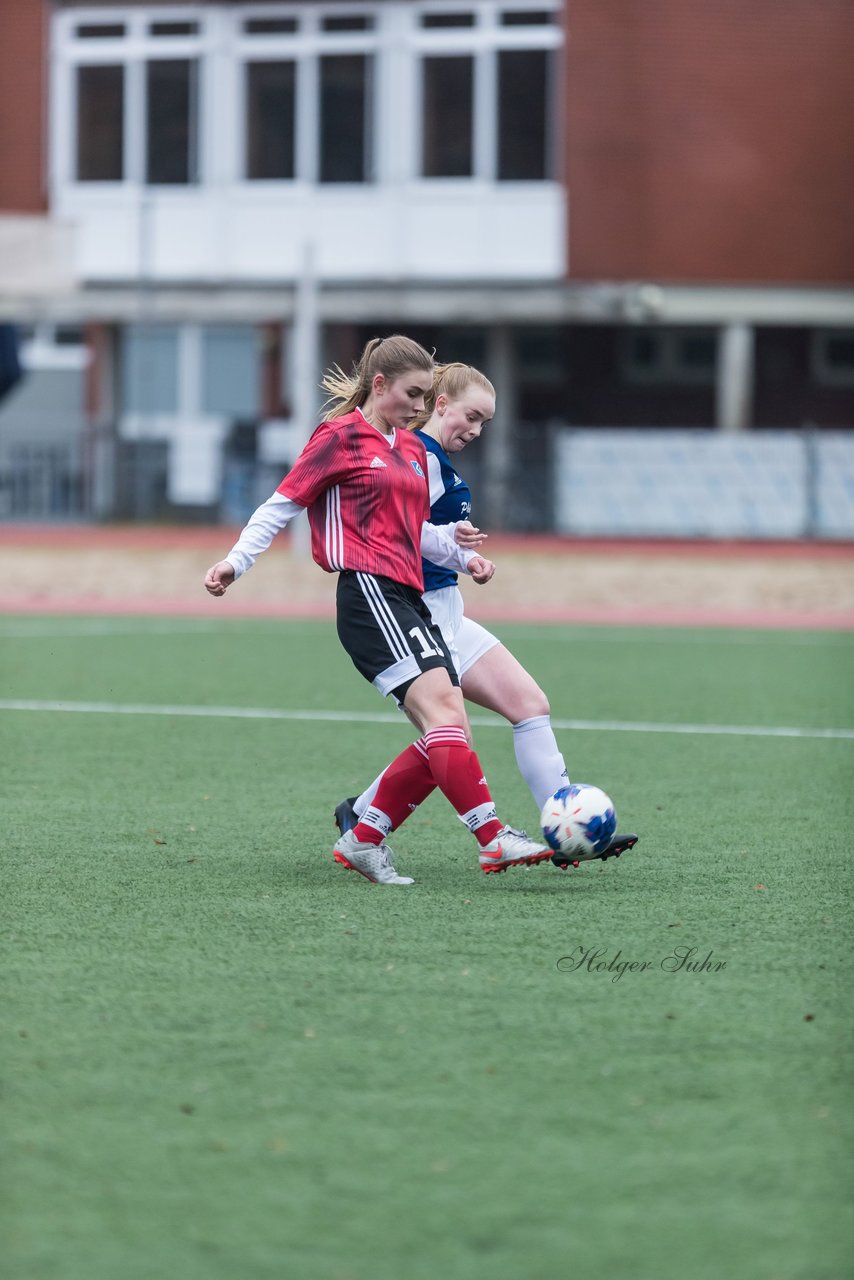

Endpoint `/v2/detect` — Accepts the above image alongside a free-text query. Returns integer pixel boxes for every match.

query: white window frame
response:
[120,323,262,426]
[234,4,380,186]
[410,0,562,184]
[51,6,209,190]
[51,1,562,194]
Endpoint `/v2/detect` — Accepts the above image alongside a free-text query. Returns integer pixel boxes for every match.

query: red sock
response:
[353,739,436,844]
[423,726,502,847]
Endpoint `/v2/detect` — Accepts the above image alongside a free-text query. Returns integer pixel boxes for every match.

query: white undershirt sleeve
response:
[225,491,306,579]
[419,521,477,575]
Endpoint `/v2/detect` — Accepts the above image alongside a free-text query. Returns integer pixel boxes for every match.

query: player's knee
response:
[534,688,551,718]
[435,689,467,729]
[521,684,550,720]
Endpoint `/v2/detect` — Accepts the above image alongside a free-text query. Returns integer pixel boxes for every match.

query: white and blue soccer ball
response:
[540,783,617,858]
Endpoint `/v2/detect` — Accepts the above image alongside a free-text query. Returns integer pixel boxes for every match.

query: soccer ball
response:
[540,783,617,859]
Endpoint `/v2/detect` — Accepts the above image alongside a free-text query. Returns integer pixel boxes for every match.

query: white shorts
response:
[422,585,500,679]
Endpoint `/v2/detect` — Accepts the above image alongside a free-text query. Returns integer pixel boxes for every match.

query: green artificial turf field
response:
[2,616,853,1280]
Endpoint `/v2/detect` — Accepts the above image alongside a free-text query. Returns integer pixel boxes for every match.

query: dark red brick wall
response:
[0,0,48,211]
[565,0,854,283]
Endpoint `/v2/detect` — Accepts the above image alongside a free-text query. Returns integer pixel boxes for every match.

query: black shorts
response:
[336,571,459,700]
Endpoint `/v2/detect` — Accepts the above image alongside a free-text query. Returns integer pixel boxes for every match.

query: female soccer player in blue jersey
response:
[335,361,638,865]
[334,362,568,824]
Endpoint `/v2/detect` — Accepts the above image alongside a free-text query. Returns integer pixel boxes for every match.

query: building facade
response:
[1,0,853,528]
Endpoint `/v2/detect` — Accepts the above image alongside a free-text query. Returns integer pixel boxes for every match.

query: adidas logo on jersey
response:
[369,456,388,469]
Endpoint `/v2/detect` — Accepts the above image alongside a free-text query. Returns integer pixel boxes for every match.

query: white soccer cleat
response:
[478,826,552,874]
[333,829,415,886]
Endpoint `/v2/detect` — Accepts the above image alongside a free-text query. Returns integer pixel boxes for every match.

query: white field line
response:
[0,621,850,646]
[0,699,852,741]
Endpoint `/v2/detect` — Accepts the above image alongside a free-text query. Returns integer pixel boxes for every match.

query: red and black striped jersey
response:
[278,410,431,591]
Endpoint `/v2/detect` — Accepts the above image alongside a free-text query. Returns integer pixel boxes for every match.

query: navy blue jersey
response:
[417,430,472,591]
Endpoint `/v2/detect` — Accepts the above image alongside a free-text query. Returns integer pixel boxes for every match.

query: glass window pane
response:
[677,332,716,371]
[420,13,475,27]
[202,328,260,417]
[322,15,374,31]
[244,17,298,34]
[149,22,199,36]
[76,65,124,181]
[76,23,125,38]
[122,327,179,413]
[246,61,296,179]
[319,55,371,183]
[826,335,854,369]
[500,10,556,25]
[422,56,473,177]
[630,333,659,369]
[497,49,550,180]
[146,59,198,184]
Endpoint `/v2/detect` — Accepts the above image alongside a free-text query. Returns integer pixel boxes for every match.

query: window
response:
[146,60,198,184]
[416,1,561,181]
[421,12,475,26]
[422,56,473,177]
[621,329,717,385]
[322,15,374,31]
[812,330,854,386]
[497,49,552,179]
[244,17,298,35]
[678,332,717,371]
[77,23,126,38]
[62,13,204,187]
[76,64,124,180]
[122,327,180,413]
[500,10,556,25]
[319,55,371,182]
[57,3,561,190]
[120,325,261,418]
[149,21,199,36]
[246,61,297,179]
[202,328,260,416]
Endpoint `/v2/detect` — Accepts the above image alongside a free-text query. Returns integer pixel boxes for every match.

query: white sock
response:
[353,769,386,818]
[512,715,569,812]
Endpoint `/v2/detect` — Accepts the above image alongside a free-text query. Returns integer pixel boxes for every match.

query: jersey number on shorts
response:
[408,626,442,659]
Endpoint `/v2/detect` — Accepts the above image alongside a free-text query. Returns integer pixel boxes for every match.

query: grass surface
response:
[2,617,853,1280]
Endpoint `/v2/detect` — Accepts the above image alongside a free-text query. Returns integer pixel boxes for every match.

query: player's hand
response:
[454,520,488,549]
[467,555,495,585]
[204,561,236,596]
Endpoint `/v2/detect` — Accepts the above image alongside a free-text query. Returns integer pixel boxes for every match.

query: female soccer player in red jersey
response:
[204,335,549,884]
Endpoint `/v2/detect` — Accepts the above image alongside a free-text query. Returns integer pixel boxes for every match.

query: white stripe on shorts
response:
[356,572,410,662]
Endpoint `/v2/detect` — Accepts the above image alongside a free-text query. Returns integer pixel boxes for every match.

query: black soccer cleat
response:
[333,796,359,836]
[551,832,639,870]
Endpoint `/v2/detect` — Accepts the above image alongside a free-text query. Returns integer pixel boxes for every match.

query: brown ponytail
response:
[320,335,435,417]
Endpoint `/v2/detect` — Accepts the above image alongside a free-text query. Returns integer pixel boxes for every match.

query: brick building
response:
[0,0,852,526]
